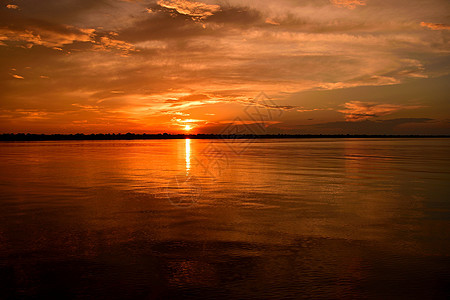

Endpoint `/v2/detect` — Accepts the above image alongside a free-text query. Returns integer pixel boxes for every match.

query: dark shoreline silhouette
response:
[1,133,449,141]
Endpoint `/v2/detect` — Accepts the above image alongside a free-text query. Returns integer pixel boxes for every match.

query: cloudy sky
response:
[1,0,449,134]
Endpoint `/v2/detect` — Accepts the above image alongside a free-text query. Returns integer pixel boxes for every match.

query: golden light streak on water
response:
[185,138,191,172]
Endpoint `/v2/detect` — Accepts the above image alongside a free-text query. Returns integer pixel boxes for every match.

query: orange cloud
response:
[93,35,136,55]
[170,117,206,131]
[0,26,135,54]
[265,18,280,26]
[157,0,220,19]
[0,27,95,48]
[330,0,366,9]
[162,111,190,116]
[420,22,450,30]
[6,4,19,9]
[339,101,422,121]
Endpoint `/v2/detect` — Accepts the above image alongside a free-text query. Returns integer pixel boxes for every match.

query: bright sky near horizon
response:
[1,0,449,134]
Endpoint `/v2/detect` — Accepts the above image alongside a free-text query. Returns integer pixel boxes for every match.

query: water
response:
[0,138,449,299]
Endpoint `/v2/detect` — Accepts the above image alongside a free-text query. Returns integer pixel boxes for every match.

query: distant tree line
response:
[0,133,447,141]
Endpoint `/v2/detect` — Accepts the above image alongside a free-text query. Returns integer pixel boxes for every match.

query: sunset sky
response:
[1,0,449,134]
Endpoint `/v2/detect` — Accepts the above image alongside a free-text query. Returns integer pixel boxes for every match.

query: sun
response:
[184,125,192,132]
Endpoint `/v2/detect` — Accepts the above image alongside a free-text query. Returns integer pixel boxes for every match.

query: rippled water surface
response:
[0,138,449,299]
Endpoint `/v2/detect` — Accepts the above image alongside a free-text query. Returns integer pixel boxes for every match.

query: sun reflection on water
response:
[185,138,191,172]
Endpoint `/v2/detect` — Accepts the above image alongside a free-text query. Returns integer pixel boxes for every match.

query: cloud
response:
[330,0,366,9]
[420,22,450,30]
[297,108,329,113]
[177,94,210,102]
[253,103,297,111]
[170,116,206,130]
[0,26,95,49]
[92,35,136,55]
[338,101,422,121]
[0,24,136,54]
[265,18,280,26]
[12,74,24,79]
[320,76,401,90]
[164,94,214,108]
[6,4,19,10]
[0,109,53,121]
[161,111,190,116]
[157,0,220,20]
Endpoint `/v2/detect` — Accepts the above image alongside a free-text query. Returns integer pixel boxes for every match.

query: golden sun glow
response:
[184,125,192,132]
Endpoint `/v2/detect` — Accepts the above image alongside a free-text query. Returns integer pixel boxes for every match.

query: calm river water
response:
[0,138,449,299]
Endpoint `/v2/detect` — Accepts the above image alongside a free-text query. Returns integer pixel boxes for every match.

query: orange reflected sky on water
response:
[0,139,449,297]
[0,138,448,250]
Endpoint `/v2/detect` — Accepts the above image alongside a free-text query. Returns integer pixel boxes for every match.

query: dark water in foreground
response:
[0,138,449,299]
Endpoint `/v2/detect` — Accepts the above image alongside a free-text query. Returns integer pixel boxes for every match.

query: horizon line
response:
[1,133,449,141]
